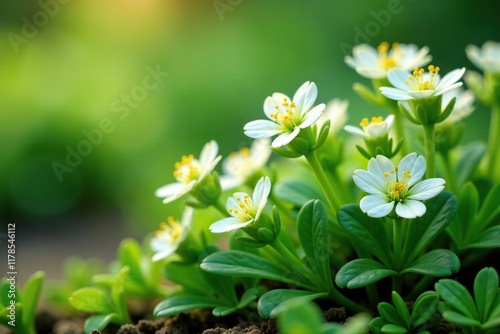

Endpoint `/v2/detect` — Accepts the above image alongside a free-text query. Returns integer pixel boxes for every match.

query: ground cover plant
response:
[2,40,500,334]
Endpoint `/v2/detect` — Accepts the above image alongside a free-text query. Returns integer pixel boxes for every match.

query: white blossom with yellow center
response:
[319,98,349,134]
[155,140,222,204]
[466,41,500,73]
[244,81,325,148]
[209,177,271,233]
[380,65,466,100]
[353,153,445,219]
[151,207,194,262]
[345,42,432,79]
[219,138,272,190]
[344,115,394,139]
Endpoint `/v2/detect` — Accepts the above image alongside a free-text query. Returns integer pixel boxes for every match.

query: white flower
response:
[151,207,194,262]
[466,41,500,73]
[209,177,271,233]
[380,65,465,101]
[344,115,394,140]
[155,140,222,204]
[345,42,431,79]
[353,153,445,219]
[320,99,349,134]
[440,89,475,124]
[244,81,325,148]
[219,139,272,191]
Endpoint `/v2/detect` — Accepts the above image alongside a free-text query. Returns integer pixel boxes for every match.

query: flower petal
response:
[162,181,196,204]
[252,177,271,209]
[272,127,300,148]
[360,195,394,218]
[369,155,395,181]
[434,82,463,97]
[151,243,177,262]
[155,182,184,198]
[295,81,317,113]
[396,200,426,218]
[356,67,387,79]
[263,96,281,119]
[406,178,445,200]
[353,170,385,195]
[299,103,324,128]
[398,153,425,186]
[366,122,388,138]
[406,90,435,99]
[209,217,253,233]
[199,140,219,167]
[244,120,282,138]
[379,87,413,101]
[388,69,412,90]
[436,68,466,92]
[344,125,368,139]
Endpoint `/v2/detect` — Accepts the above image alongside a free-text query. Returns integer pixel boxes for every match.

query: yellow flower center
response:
[360,116,384,128]
[173,154,201,183]
[405,65,440,91]
[156,217,183,241]
[377,42,401,70]
[227,194,257,222]
[384,166,412,201]
[270,98,298,130]
[226,147,252,175]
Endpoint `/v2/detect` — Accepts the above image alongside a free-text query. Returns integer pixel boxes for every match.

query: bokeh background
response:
[1,0,499,284]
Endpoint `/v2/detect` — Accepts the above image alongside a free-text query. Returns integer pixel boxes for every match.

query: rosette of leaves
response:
[370,291,440,334]
[435,267,500,333]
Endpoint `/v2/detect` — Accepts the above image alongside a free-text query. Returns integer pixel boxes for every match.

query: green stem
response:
[390,106,409,156]
[406,275,435,300]
[440,151,458,194]
[423,124,436,178]
[329,167,353,204]
[487,103,500,179]
[270,239,368,313]
[304,151,342,214]
[393,218,403,270]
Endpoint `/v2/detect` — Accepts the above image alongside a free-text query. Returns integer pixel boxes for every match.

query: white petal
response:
[272,128,300,148]
[407,178,445,200]
[406,90,435,99]
[388,69,412,90]
[299,104,324,128]
[343,125,368,139]
[436,68,465,92]
[296,82,317,113]
[398,153,425,186]
[162,181,195,204]
[396,200,426,219]
[379,87,413,101]
[219,175,244,191]
[263,96,281,119]
[434,82,463,97]
[366,122,388,138]
[271,92,291,105]
[465,45,484,71]
[353,170,385,195]
[199,155,222,181]
[356,67,387,79]
[244,120,282,138]
[155,182,184,198]
[209,217,253,233]
[369,155,395,180]
[360,195,394,218]
[253,177,271,206]
[199,140,219,167]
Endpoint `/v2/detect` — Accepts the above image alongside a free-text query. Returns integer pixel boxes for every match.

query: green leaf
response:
[20,271,44,330]
[118,239,143,281]
[411,291,440,329]
[338,205,392,267]
[403,192,458,264]
[401,249,460,276]
[465,226,500,249]
[455,142,486,187]
[69,287,114,314]
[377,302,406,328]
[212,306,238,316]
[164,262,214,296]
[153,295,221,317]
[441,310,481,327]
[237,288,260,309]
[235,236,267,248]
[435,279,479,320]
[391,291,410,328]
[83,313,120,333]
[258,289,327,318]
[380,323,407,333]
[297,200,331,286]
[111,267,129,321]
[457,182,479,238]
[277,300,324,334]
[335,259,397,289]
[475,184,500,231]
[370,317,387,334]
[200,251,310,288]
[474,267,499,321]
[200,269,238,305]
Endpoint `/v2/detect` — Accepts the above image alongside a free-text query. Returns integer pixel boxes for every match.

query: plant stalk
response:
[423,124,436,178]
[487,103,500,179]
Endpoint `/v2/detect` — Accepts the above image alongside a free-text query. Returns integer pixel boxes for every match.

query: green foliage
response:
[447,182,500,251]
[69,266,131,333]
[277,300,371,334]
[0,271,44,334]
[435,267,500,333]
[370,291,440,334]
[336,192,460,289]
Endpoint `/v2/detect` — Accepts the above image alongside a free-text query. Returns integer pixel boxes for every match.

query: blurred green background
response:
[0,0,498,281]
